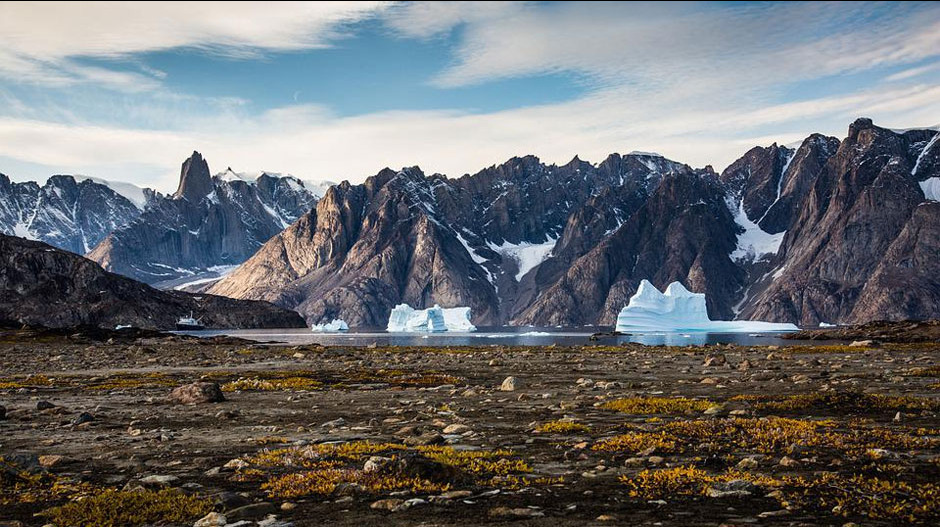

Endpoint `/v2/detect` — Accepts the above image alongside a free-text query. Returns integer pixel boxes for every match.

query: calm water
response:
[178,326,804,347]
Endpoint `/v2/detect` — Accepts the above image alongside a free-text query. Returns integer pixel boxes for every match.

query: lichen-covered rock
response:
[168,382,225,405]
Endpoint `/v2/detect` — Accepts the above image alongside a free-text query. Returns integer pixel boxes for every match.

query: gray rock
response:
[489,507,545,518]
[139,474,179,486]
[193,512,226,527]
[72,412,95,425]
[370,498,404,511]
[362,456,392,473]
[169,382,225,404]
[226,502,276,521]
[500,376,521,391]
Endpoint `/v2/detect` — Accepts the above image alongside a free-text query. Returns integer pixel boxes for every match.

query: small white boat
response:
[176,312,205,331]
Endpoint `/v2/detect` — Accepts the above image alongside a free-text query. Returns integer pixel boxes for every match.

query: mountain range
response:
[0,234,304,329]
[2,118,938,327]
[1,154,325,289]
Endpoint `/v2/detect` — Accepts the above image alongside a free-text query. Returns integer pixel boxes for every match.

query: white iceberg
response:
[386,304,476,332]
[311,319,349,332]
[615,280,797,333]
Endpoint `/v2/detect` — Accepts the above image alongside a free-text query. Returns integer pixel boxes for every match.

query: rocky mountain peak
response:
[174,151,213,201]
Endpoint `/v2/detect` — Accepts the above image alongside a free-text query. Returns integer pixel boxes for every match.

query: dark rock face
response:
[0,173,144,254]
[741,119,939,325]
[210,153,690,326]
[173,152,213,201]
[516,168,744,325]
[0,234,305,329]
[213,119,939,327]
[87,151,318,286]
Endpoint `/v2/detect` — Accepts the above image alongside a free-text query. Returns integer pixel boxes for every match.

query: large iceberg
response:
[615,280,797,333]
[311,319,349,332]
[386,304,477,332]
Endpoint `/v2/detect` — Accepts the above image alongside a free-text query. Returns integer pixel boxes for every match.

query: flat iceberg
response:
[615,280,797,333]
[311,319,349,332]
[387,304,476,332]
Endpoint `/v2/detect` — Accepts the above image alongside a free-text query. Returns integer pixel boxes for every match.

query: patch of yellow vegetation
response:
[43,489,212,527]
[785,473,940,523]
[1,457,96,506]
[535,421,590,434]
[911,366,940,377]
[620,466,773,499]
[756,391,940,413]
[593,417,935,456]
[262,468,447,498]
[602,396,716,415]
[418,446,531,476]
[0,374,54,390]
[593,431,679,453]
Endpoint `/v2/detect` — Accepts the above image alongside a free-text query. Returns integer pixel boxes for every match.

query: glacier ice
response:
[386,304,476,332]
[311,319,349,332]
[920,177,940,201]
[615,280,798,333]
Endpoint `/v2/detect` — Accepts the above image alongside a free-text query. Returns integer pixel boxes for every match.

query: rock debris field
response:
[1,326,938,526]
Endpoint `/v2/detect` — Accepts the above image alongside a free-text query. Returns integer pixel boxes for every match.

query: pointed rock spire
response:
[174,151,212,201]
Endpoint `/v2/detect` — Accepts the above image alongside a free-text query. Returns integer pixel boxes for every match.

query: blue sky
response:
[1,1,939,191]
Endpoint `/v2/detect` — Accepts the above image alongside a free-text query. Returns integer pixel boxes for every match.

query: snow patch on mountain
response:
[75,176,149,209]
[912,132,940,177]
[487,236,558,281]
[728,198,785,262]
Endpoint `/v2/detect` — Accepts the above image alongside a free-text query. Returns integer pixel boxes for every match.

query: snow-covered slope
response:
[87,152,320,285]
[0,173,143,254]
[74,176,151,209]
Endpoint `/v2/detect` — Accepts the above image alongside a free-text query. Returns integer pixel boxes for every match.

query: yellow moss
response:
[602,396,716,415]
[254,436,291,445]
[591,417,936,456]
[417,446,531,476]
[243,447,345,470]
[535,421,591,434]
[303,442,409,461]
[1,457,96,506]
[784,473,940,523]
[0,374,54,390]
[261,468,448,498]
[592,431,679,453]
[756,392,940,413]
[43,489,212,527]
[243,442,533,498]
[910,366,940,377]
[619,466,773,499]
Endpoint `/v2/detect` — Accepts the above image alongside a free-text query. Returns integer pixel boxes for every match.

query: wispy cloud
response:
[1,2,939,190]
[0,2,388,90]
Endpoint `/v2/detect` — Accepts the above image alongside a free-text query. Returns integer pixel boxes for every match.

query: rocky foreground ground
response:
[1,327,938,526]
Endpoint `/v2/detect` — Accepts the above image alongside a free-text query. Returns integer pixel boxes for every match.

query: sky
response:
[1,1,939,192]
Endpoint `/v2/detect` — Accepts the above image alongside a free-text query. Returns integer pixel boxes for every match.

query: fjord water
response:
[179,327,801,346]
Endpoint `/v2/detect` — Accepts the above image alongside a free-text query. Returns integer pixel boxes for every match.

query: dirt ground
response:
[1,329,938,526]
